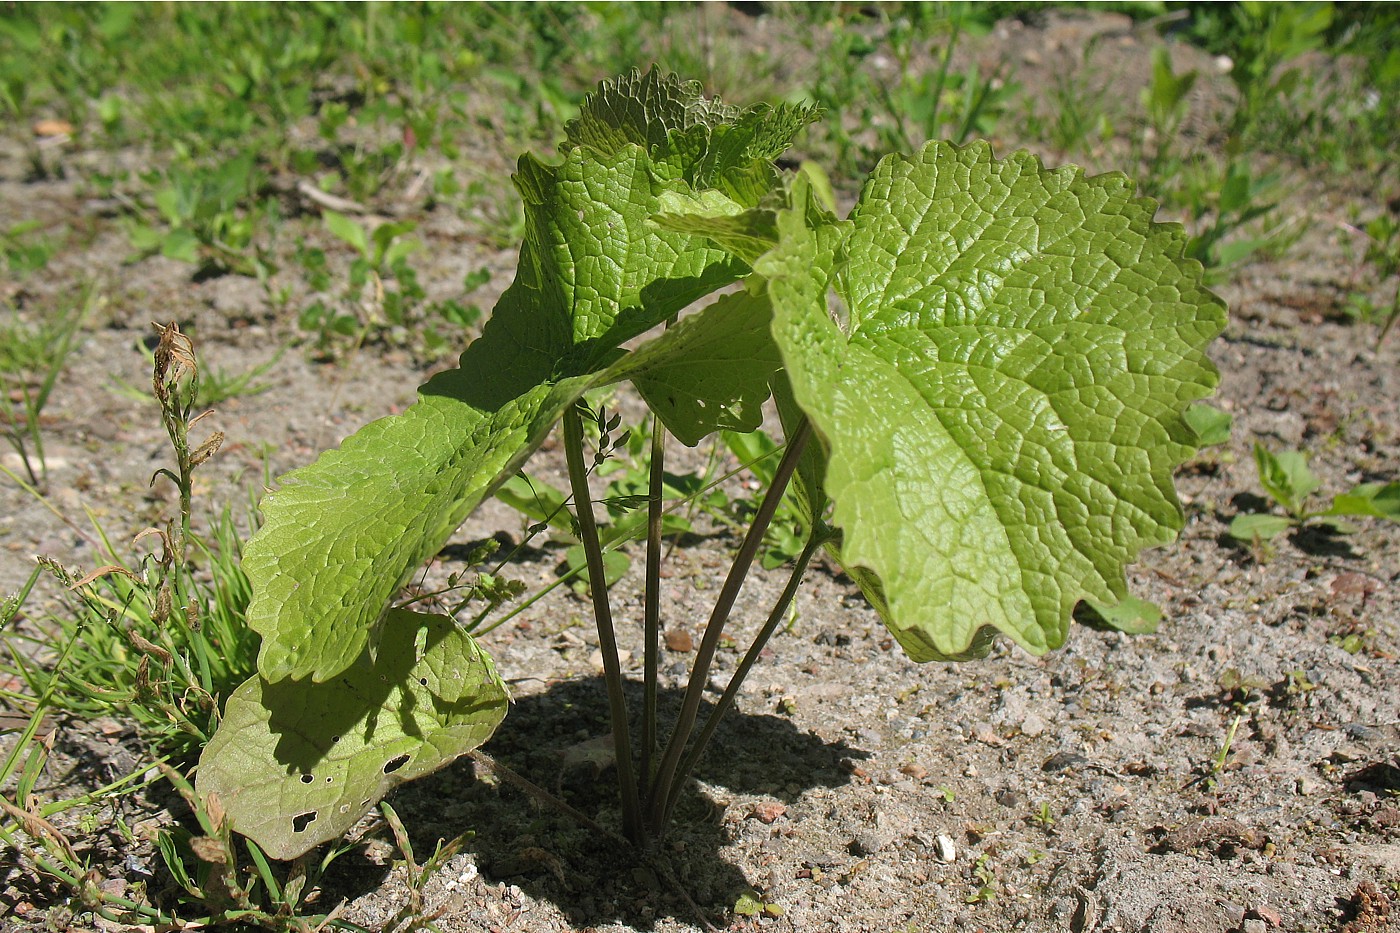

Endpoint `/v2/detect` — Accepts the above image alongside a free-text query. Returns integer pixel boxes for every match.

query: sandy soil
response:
[2,9,1398,933]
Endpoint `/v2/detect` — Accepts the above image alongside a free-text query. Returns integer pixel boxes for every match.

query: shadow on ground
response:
[384,675,866,929]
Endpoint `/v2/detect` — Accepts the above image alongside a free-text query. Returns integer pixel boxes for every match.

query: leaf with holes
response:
[759,145,1225,661]
[196,610,508,860]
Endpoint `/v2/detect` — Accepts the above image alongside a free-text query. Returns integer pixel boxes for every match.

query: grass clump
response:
[0,325,391,930]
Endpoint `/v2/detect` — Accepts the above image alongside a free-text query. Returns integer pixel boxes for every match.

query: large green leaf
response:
[630,289,783,446]
[246,74,811,682]
[196,610,508,860]
[759,144,1225,661]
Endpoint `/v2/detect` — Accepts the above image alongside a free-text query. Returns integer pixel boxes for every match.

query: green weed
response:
[0,288,94,486]
[799,5,1016,178]
[1343,213,1400,342]
[0,324,450,929]
[1,220,56,276]
[1185,2,1333,142]
[1229,442,1400,544]
[3,324,255,764]
[298,212,486,358]
[123,153,275,278]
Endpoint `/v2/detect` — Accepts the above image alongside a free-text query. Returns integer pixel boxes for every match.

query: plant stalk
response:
[660,528,823,828]
[562,407,642,842]
[646,418,813,834]
[641,414,667,798]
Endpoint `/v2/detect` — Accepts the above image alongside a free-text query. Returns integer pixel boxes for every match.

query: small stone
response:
[1296,775,1323,796]
[936,835,957,863]
[973,723,1005,746]
[1042,751,1089,772]
[851,831,892,856]
[748,801,787,824]
[1344,723,1384,743]
[1242,920,1267,933]
[664,628,693,652]
[1373,806,1400,828]
[588,648,630,670]
[1021,713,1048,737]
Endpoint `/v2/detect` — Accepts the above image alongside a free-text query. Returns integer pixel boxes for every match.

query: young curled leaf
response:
[190,430,224,467]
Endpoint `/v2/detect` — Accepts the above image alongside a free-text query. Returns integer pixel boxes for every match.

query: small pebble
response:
[851,831,891,856]
[664,628,693,652]
[936,834,957,863]
[996,788,1022,808]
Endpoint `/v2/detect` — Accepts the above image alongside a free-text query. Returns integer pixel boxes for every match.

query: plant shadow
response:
[383,676,867,928]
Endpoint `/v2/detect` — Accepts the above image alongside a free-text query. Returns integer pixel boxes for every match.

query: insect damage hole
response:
[383,753,411,774]
[292,811,318,833]
[300,773,314,784]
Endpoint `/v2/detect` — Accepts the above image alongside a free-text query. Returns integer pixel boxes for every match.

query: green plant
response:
[493,404,654,593]
[1138,46,1197,189]
[1185,2,1333,142]
[721,428,810,569]
[124,153,276,278]
[299,211,486,357]
[0,726,375,930]
[0,288,93,486]
[733,888,785,919]
[800,6,1016,178]
[495,410,806,592]
[870,5,1018,156]
[1229,443,1400,543]
[197,70,1224,860]
[2,324,254,764]
[1,220,56,276]
[1114,44,1293,283]
[967,853,998,904]
[1344,213,1400,343]
[115,339,286,407]
[1029,53,1117,162]
[1198,711,1243,791]
[1180,159,1295,283]
[0,326,400,929]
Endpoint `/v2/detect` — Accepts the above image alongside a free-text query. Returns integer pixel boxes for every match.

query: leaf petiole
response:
[646,419,813,835]
[563,405,643,842]
[660,522,827,829]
